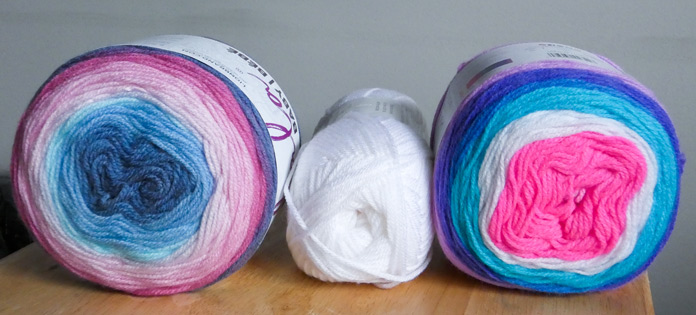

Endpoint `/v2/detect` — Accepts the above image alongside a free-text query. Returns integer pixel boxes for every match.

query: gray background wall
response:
[1,1,693,313]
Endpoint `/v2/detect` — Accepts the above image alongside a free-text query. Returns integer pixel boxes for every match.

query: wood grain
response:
[0,211,654,315]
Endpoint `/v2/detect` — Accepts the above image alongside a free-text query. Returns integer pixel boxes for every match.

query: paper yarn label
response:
[127,35,301,212]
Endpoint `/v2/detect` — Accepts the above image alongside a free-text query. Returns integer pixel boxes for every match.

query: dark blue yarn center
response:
[80,123,196,222]
[49,97,215,261]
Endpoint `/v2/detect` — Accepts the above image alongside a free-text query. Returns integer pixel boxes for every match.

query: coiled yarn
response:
[285,88,433,288]
[432,43,684,293]
[11,36,298,295]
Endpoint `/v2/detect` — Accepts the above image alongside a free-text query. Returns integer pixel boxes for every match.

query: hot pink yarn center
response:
[487,131,647,261]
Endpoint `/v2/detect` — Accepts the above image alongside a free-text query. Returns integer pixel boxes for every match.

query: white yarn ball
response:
[285,88,433,288]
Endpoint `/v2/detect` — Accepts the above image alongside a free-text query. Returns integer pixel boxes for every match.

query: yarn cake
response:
[431,43,684,293]
[11,35,300,296]
[285,88,433,288]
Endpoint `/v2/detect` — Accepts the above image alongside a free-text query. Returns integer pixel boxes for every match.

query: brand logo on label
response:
[227,47,299,144]
[248,73,298,143]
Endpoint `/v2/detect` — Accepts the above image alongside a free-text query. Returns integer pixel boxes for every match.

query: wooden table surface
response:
[0,211,654,315]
